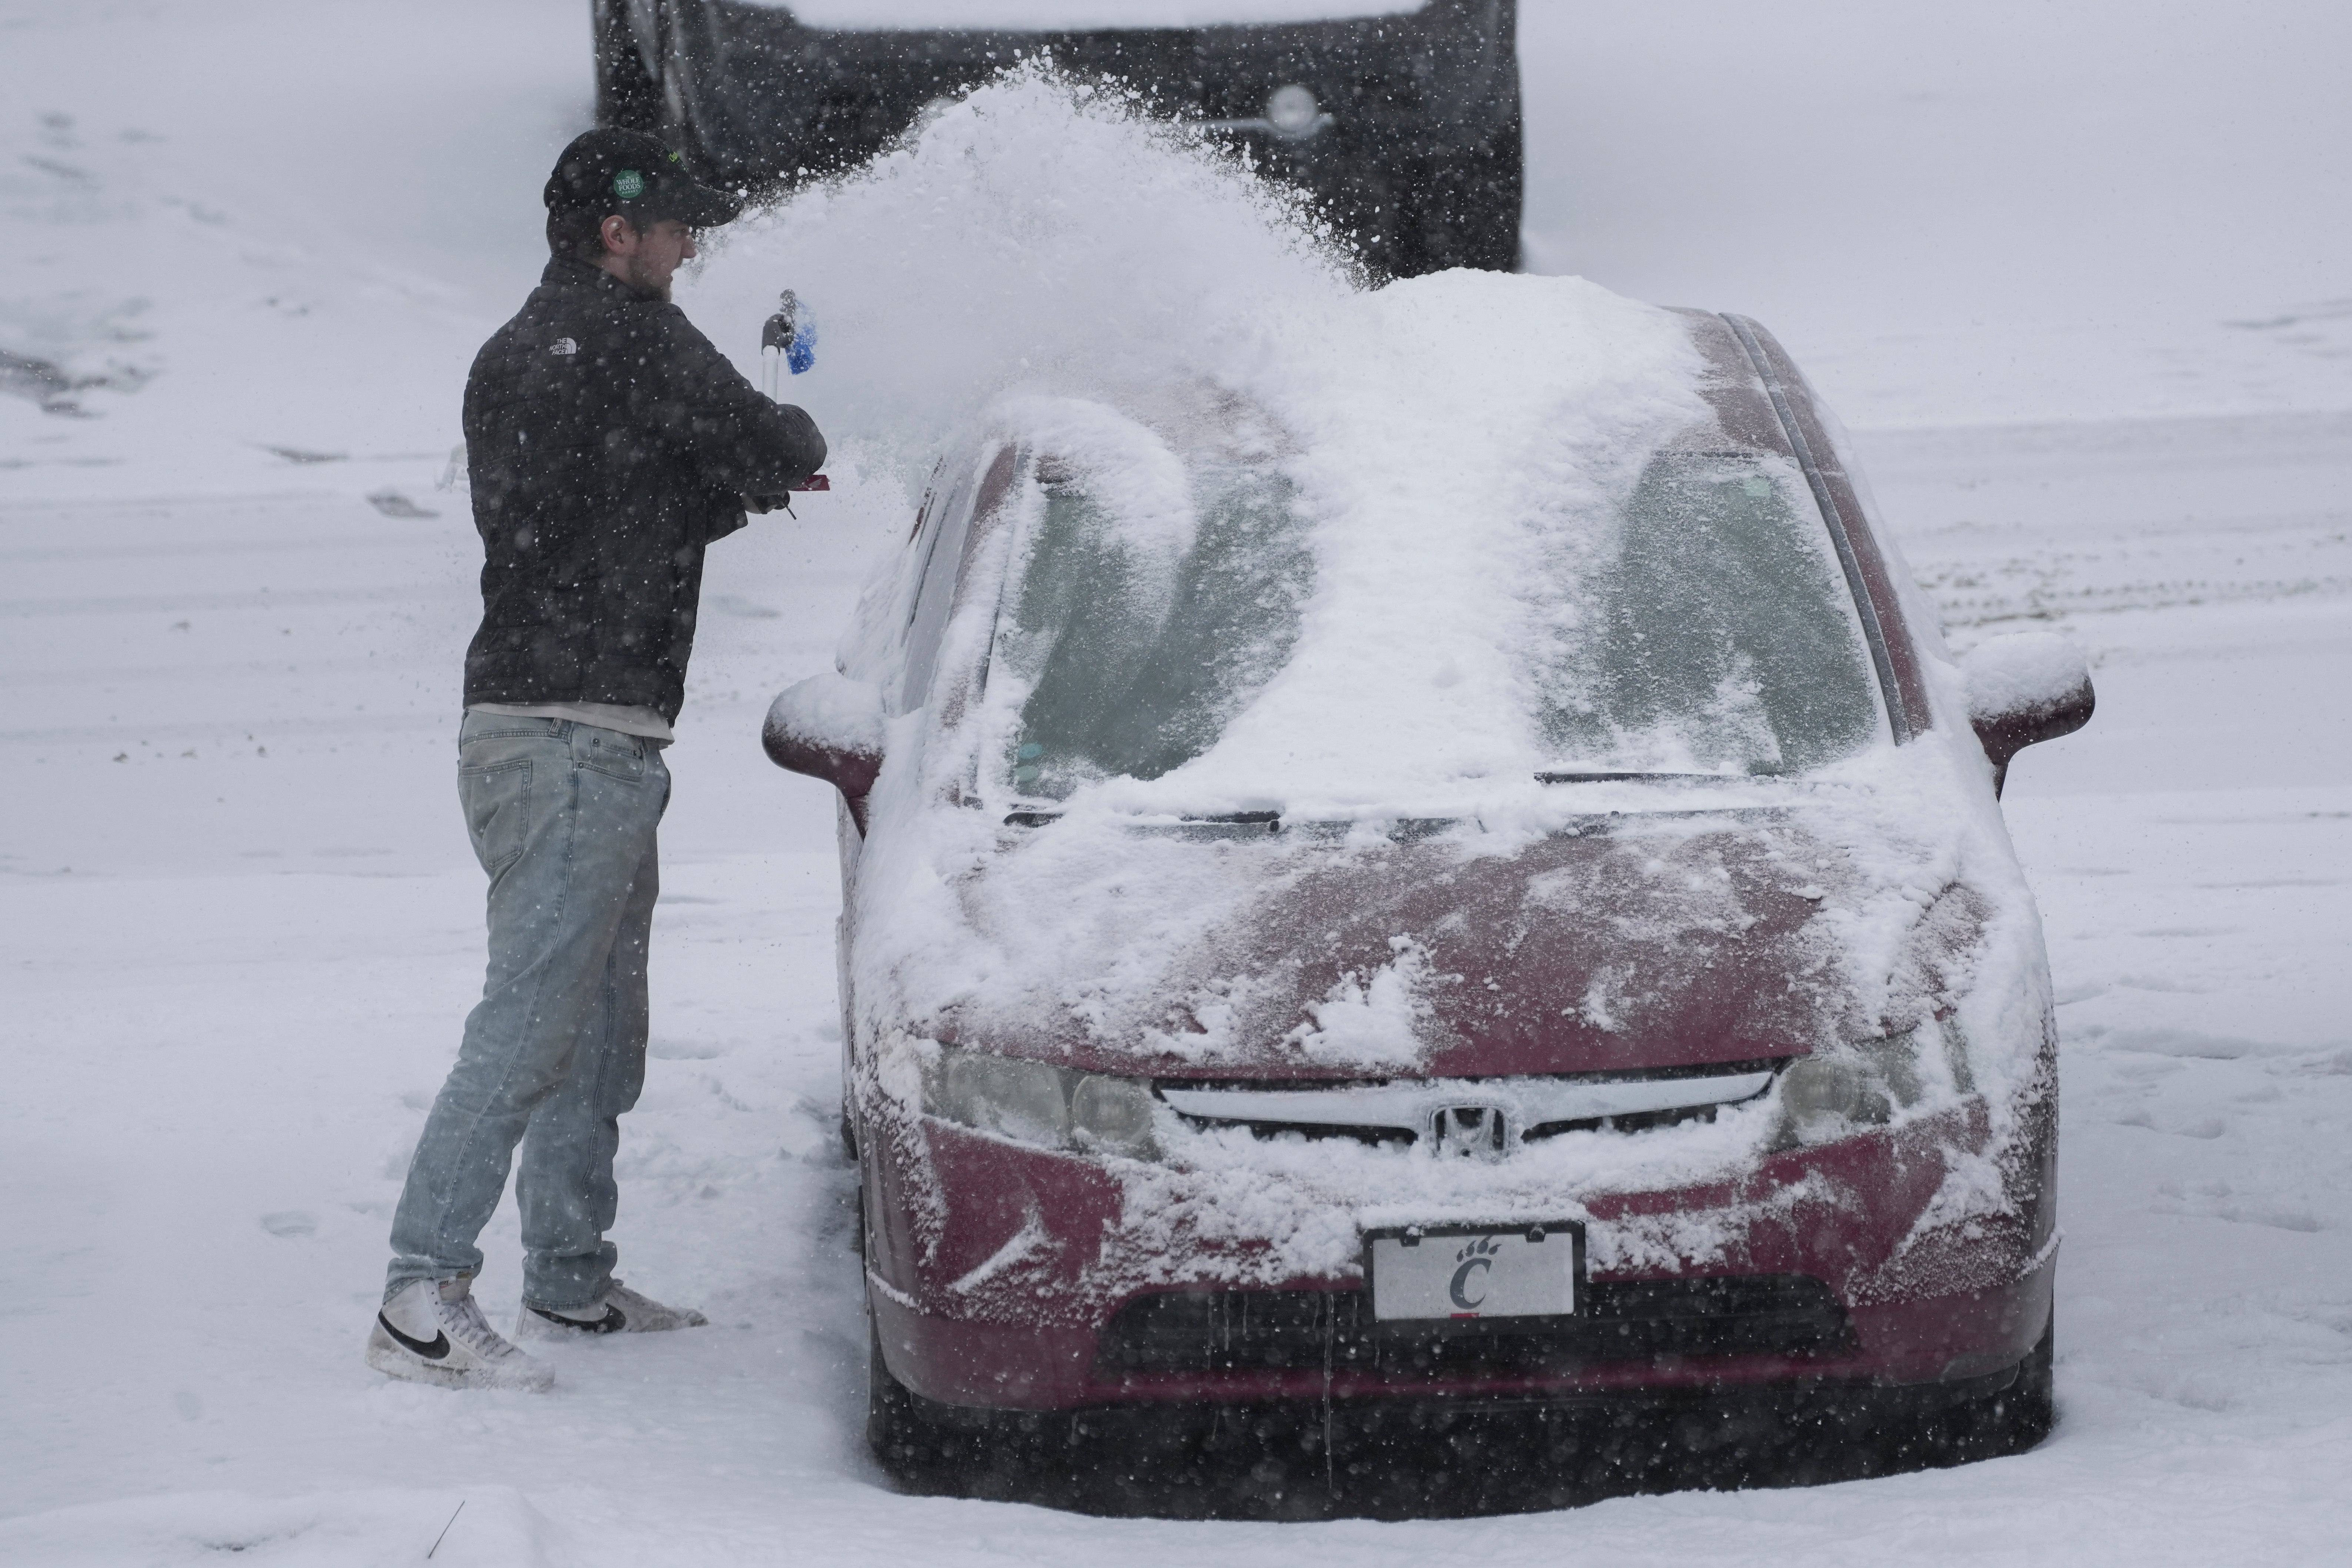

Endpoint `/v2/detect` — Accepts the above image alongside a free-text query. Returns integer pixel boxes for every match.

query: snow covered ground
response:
[5,1,2351,1562]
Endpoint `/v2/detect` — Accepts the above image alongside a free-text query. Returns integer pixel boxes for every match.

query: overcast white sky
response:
[3,0,2346,459]
[1523,0,2352,425]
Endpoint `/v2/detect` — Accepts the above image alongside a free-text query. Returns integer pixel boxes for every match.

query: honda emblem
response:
[1432,1105,1507,1159]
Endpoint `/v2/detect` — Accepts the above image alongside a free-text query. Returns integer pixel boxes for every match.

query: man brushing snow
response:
[367,129,825,1390]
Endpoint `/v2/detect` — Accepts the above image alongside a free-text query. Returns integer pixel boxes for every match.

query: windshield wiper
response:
[1001,809,1281,831]
[1535,768,1786,784]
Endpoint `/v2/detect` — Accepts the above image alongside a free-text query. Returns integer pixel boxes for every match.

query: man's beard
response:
[623,254,672,302]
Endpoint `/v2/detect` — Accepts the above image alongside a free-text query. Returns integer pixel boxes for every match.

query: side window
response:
[901,445,1017,712]
[902,480,961,634]
[838,467,950,694]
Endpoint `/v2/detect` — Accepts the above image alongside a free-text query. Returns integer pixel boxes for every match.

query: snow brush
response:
[761,290,817,397]
[759,290,827,506]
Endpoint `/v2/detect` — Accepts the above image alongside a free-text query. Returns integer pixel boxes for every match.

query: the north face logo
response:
[550,338,578,356]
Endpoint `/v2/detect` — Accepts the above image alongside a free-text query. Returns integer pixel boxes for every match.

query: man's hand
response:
[742,474,829,514]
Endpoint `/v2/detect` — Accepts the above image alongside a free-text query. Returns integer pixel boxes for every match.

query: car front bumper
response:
[861,1092,2058,1413]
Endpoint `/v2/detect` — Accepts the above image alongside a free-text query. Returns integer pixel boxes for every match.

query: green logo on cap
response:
[613,168,645,200]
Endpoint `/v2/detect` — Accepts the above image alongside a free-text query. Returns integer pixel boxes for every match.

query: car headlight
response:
[1771,1027,1937,1150]
[924,1045,1161,1160]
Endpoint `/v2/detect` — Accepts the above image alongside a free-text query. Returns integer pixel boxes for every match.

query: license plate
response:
[1365,1222,1585,1324]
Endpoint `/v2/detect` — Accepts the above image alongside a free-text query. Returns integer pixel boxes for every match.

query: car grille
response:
[1159,1065,1781,1152]
[1097,1275,1852,1376]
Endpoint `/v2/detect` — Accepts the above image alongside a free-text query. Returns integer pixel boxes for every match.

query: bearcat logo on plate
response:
[1448,1235,1504,1314]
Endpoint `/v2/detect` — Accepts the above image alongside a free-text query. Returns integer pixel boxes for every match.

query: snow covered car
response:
[764,277,2092,1489]
[593,0,1522,278]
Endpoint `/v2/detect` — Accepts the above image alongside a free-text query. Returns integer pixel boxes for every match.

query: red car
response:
[767,283,2092,1504]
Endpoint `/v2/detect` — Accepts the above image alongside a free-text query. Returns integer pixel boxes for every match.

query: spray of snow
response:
[684,63,1349,483]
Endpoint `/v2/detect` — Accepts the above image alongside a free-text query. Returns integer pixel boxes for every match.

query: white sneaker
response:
[514,1280,709,1341]
[365,1276,554,1391]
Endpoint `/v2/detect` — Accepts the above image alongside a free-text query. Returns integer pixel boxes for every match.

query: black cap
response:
[544,128,742,229]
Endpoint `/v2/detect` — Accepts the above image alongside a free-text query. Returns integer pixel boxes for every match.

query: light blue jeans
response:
[386,714,670,1311]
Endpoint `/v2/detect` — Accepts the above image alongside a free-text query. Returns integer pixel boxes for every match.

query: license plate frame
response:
[1362,1221,1587,1329]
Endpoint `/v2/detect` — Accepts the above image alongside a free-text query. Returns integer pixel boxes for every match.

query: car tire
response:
[865,1312,935,1477]
[869,1308,1018,1484]
[1922,1302,2054,1465]
[860,1177,964,1480]
[1983,1304,2056,1454]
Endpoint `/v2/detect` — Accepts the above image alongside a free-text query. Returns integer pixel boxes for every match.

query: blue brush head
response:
[763,290,818,376]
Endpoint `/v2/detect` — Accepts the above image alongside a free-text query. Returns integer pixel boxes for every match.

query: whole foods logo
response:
[613,168,645,201]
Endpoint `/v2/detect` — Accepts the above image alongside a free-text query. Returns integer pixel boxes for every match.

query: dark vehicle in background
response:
[592,0,1522,278]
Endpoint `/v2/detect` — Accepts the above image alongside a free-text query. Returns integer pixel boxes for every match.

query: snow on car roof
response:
[758,1,1425,29]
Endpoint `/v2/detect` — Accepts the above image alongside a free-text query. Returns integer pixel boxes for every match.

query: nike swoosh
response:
[530,1302,627,1334]
[379,1313,451,1361]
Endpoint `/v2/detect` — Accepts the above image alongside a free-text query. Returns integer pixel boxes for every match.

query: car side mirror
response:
[1959,631,2095,797]
[763,673,886,833]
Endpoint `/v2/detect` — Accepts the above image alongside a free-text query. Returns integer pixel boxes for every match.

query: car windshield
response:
[991,456,1314,800]
[983,440,1883,804]
[1526,449,1884,776]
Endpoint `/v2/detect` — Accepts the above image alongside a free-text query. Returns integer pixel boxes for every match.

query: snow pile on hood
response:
[1281,935,1436,1067]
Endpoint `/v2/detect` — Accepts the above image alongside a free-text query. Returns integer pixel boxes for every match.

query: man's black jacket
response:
[461,257,825,723]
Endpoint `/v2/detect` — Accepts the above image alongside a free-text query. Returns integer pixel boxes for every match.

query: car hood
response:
[920,807,1973,1081]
